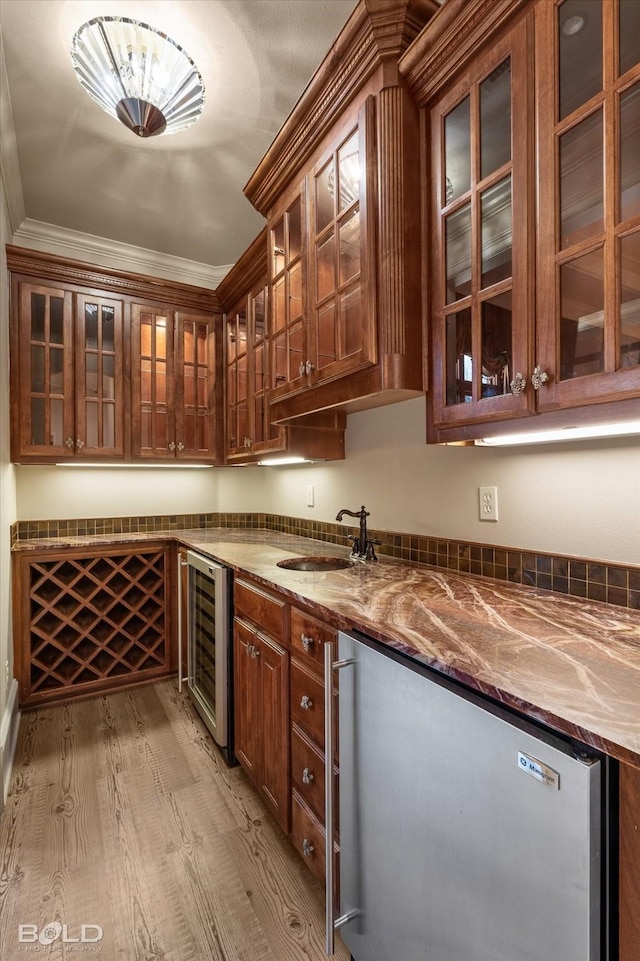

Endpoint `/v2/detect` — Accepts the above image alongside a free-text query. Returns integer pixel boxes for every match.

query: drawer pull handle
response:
[303,838,314,857]
[300,694,313,710]
[301,633,314,652]
[302,767,314,784]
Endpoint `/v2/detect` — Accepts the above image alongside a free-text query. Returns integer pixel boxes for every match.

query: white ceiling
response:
[0,0,358,271]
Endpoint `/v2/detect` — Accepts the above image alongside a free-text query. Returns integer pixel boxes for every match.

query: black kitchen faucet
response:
[335,505,380,561]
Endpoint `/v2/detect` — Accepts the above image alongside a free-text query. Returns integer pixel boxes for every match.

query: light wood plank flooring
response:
[0,680,350,961]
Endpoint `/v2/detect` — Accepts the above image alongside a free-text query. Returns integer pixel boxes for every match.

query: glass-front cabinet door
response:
[131,304,176,459]
[75,293,123,457]
[536,0,640,409]
[308,109,376,385]
[226,297,249,455]
[17,283,74,458]
[175,311,217,461]
[15,283,124,460]
[270,190,306,399]
[430,18,534,430]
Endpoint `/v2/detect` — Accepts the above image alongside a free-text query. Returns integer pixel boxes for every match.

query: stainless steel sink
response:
[276,556,352,572]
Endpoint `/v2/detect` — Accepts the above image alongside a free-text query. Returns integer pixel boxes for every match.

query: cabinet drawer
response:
[291,725,339,826]
[291,726,325,821]
[234,579,287,642]
[290,607,337,669]
[291,791,339,903]
[291,659,325,746]
[291,790,326,884]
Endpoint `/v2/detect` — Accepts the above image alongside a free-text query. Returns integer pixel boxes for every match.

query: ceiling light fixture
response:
[71,17,204,138]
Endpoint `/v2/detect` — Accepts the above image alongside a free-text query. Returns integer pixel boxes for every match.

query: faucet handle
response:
[347,534,360,555]
[365,538,381,562]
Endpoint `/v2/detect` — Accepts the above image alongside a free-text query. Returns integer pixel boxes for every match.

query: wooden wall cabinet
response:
[244,0,440,424]
[217,229,346,465]
[401,0,640,443]
[233,579,290,831]
[7,246,223,464]
[10,279,125,461]
[131,304,219,461]
[12,543,173,707]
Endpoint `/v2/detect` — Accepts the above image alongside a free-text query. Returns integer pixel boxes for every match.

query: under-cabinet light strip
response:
[476,420,640,446]
[55,462,214,468]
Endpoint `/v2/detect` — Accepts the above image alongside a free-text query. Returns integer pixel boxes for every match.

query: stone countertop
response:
[13,528,640,768]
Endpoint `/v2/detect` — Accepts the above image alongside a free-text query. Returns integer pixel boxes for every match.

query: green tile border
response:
[11,512,639,610]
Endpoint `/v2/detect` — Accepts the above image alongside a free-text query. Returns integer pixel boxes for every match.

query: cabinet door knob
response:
[298,361,306,377]
[304,360,314,375]
[300,694,313,710]
[65,437,74,449]
[302,767,314,784]
[248,644,260,659]
[76,439,84,449]
[177,441,184,451]
[169,441,176,451]
[300,633,314,652]
[531,366,549,390]
[302,838,314,857]
[510,372,526,395]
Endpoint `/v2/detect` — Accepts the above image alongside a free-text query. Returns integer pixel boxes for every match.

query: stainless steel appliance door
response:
[338,631,603,961]
[186,550,229,748]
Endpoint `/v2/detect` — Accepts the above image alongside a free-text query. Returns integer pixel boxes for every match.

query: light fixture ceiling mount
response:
[71,17,204,138]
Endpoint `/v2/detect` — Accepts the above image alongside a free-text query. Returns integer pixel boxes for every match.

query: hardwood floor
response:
[0,680,350,961]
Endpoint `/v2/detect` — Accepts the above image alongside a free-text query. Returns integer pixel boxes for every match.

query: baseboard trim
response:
[1,678,20,807]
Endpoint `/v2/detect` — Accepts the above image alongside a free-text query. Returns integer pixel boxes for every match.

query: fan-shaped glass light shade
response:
[71,17,204,137]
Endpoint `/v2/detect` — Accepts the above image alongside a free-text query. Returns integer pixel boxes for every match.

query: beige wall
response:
[218,398,640,566]
[1,183,18,791]
[15,465,219,520]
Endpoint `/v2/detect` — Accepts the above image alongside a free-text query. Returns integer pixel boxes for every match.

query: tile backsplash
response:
[11,512,639,610]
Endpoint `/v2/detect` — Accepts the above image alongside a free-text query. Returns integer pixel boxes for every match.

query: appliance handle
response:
[177,553,188,693]
[324,641,355,955]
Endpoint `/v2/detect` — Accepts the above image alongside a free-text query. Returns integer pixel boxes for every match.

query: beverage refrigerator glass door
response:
[186,550,234,764]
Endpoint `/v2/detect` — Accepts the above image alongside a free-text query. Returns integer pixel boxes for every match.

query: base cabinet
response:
[12,543,173,707]
[233,579,290,831]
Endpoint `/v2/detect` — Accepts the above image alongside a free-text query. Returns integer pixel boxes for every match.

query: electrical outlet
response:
[479,486,498,521]
[306,484,315,507]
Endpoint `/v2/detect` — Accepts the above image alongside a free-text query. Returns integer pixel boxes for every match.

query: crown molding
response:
[215,228,267,310]
[0,28,26,234]
[244,0,439,215]
[11,218,232,291]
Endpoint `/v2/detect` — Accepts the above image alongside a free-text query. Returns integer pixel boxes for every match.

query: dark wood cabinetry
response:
[217,230,346,465]
[7,246,222,464]
[12,543,173,707]
[11,280,125,460]
[233,578,290,831]
[245,0,440,425]
[401,0,640,442]
[289,605,339,894]
[131,304,219,461]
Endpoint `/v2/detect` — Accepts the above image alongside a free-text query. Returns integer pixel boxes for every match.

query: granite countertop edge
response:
[13,528,640,768]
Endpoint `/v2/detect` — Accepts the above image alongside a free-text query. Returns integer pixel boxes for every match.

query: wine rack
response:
[14,544,172,706]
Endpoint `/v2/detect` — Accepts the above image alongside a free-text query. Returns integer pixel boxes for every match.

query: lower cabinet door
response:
[233,619,261,780]
[259,633,290,832]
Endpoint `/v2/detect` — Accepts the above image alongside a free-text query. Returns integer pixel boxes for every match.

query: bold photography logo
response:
[18,921,103,945]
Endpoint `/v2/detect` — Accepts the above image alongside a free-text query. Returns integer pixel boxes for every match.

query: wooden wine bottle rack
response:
[13,543,173,707]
